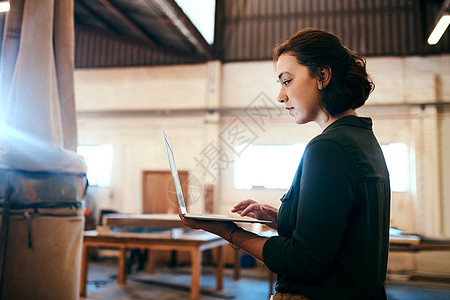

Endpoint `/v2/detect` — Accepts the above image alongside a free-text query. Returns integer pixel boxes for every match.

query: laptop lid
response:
[163,130,187,215]
[163,130,272,224]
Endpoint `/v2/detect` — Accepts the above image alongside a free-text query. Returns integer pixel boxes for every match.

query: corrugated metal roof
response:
[216,0,450,62]
[0,0,448,68]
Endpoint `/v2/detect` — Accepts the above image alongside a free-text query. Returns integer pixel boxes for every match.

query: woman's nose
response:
[277,89,287,103]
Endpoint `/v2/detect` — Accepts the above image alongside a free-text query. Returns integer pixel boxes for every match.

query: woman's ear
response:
[317,66,332,90]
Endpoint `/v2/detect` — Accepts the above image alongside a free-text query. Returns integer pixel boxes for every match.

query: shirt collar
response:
[322,115,373,133]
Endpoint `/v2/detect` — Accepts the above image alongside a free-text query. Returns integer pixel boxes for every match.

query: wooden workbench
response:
[102,213,186,229]
[80,230,227,300]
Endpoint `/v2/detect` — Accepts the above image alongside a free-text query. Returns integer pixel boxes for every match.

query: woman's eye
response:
[282,79,292,86]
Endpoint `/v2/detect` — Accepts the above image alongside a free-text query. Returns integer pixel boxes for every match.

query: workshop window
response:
[234,144,306,190]
[381,143,409,192]
[77,144,113,187]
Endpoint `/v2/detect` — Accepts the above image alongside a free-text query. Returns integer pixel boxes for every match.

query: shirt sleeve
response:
[263,139,357,283]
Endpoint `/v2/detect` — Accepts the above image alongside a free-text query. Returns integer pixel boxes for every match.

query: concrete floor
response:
[82,257,450,300]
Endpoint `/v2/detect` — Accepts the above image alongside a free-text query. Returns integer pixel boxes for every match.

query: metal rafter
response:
[152,0,214,59]
[97,0,159,47]
[76,0,118,33]
[93,0,207,60]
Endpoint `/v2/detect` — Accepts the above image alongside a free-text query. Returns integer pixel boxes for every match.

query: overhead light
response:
[0,1,9,12]
[428,14,450,45]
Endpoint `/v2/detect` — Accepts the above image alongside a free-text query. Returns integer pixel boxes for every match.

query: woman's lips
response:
[286,107,294,115]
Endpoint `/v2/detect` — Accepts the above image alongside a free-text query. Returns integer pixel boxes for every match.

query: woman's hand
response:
[231,199,278,229]
[178,209,237,237]
[178,208,270,262]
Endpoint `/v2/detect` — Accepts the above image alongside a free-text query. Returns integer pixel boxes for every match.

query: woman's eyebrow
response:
[277,71,286,81]
[277,71,291,81]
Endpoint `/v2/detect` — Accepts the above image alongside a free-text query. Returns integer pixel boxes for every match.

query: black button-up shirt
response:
[263,116,391,300]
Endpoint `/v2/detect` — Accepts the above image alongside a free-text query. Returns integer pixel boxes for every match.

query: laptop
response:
[163,130,272,224]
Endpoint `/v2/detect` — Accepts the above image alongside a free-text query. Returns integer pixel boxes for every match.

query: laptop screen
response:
[163,131,187,215]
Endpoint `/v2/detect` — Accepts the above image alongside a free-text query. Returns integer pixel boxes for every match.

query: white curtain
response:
[0,0,86,174]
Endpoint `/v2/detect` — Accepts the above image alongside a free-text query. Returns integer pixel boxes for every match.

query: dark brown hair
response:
[273,28,374,116]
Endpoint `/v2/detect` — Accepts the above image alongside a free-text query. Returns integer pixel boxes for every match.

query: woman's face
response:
[275,53,322,125]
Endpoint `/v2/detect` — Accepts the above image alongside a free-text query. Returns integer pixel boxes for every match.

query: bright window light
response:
[381,143,409,192]
[77,144,113,187]
[175,0,215,44]
[234,144,306,190]
[234,142,410,192]
[0,2,10,12]
[428,14,450,45]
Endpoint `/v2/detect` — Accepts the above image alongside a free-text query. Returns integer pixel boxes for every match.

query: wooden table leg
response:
[233,248,241,280]
[146,249,154,274]
[190,247,202,300]
[215,245,224,291]
[118,247,126,284]
[79,244,88,297]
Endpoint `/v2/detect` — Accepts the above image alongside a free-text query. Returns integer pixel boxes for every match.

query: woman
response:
[179,28,390,300]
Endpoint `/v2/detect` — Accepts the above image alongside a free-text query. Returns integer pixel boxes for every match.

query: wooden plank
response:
[105,213,187,228]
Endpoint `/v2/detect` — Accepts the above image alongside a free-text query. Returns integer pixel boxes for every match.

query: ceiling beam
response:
[76,0,118,33]
[97,0,159,47]
[94,0,206,60]
[153,0,214,59]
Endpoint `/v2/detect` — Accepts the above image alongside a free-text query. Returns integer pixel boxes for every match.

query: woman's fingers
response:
[240,203,262,216]
[231,199,257,212]
[260,205,278,222]
[261,205,277,216]
[178,209,203,229]
[231,201,278,224]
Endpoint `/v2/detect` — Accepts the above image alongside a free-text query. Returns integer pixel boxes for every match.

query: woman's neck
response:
[319,109,358,130]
